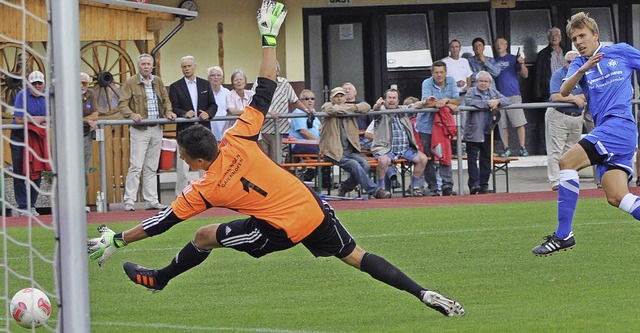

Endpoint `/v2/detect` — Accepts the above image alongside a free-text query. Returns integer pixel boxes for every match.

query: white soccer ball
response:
[10,288,52,328]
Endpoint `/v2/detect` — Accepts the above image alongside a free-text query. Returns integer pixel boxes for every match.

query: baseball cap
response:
[330,87,346,98]
[28,71,45,83]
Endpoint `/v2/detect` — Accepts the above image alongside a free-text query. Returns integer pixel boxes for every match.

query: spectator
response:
[545,51,586,191]
[343,82,374,150]
[226,69,254,116]
[289,89,319,154]
[441,39,473,95]
[259,61,308,162]
[289,89,329,186]
[169,56,217,196]
[416,61,460,196]
[118,54,176,212]
[81,72,98,196]
[534,27,566,102]
[371,89,429,196]
[464,71,511,194]
[319,87,391,199]
[468,37,501,88]
[10,70,48,216]
[494,37,529,157]
[207,66,231,141]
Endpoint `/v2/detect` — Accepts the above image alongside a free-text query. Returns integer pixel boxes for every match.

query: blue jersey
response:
[417,76,458,134]
[494,53,521,97]
[566,43,640,126]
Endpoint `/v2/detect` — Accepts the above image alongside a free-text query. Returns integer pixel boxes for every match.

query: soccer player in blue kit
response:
[532,12,640,255]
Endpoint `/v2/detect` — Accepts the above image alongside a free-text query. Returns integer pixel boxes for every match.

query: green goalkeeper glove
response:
[87,224,127,267]
[257,0,287,47]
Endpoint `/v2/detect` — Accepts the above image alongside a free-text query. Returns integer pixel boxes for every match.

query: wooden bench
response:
[491,156,518,193]
[280,160,334,194]
[365,157,412,197]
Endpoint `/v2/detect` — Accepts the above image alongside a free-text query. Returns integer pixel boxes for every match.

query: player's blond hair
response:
[566,12,599,37]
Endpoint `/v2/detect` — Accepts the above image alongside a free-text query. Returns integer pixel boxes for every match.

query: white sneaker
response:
[146,202,167,210]
[85,206,91,213]
[17,208,40,217]
[421,290,465,317]
[124,204,135,212]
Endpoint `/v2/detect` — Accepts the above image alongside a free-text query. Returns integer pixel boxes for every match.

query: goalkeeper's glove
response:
[87,224,127,267]
[257,0,287,47]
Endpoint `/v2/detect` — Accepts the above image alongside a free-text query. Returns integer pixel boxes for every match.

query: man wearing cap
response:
[118,54,176,212]
[81,72,98,196]
[320,87,391,199]
[10,71,48,216]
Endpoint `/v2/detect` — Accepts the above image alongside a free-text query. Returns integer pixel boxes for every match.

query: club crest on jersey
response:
[607,59,618,68]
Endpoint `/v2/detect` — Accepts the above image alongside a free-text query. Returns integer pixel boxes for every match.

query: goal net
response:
[1,0,90,331]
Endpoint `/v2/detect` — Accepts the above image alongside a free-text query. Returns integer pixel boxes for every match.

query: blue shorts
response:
[375,147,420,163]
[582,117,637,180]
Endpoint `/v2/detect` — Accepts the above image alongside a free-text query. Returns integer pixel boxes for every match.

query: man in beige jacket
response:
[119,53,176,211]
[319,87,390,199]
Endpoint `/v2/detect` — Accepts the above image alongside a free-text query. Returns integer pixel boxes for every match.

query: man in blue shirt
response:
[417,61,460,196]
[10,71,48,216]
[545,51,586,191]
[467,37,501,88]
[494,37,529,157]
[532,12,640,256]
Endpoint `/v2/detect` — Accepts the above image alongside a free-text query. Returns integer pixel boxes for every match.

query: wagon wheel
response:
[0,42,46,118]
[81,41,136,116]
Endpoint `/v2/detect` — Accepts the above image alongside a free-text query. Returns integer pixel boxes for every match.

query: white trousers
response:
[545,107,583,185]
[124,126,162,205]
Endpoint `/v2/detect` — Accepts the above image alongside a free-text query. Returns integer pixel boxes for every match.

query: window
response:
[448,12,493,57]
[386,14,432,69]
[510,9,552,61]
[571,7,615,45]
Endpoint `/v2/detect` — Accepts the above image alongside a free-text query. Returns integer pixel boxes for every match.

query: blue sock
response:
[556,170,579,239]
[618,193,640,220]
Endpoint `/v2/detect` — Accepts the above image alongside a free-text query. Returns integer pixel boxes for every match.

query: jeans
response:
[326,153,377,194]
[465,135,491,190]
[419,132,454,191]
[10,139,41,209]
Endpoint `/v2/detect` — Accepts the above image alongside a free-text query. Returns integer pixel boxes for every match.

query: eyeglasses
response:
[301,97,315,100]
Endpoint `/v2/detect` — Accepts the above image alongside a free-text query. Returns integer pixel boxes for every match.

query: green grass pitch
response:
[3,198,640,332]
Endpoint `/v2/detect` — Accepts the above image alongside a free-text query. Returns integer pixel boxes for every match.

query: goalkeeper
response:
[88,0,464,317]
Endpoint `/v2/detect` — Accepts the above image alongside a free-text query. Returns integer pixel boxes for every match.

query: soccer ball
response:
[10,288,52,328]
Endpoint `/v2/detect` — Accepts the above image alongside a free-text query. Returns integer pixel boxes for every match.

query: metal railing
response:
[8,100,638,210]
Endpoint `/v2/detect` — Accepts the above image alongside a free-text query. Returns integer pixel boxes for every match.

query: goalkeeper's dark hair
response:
[177,124,219,161]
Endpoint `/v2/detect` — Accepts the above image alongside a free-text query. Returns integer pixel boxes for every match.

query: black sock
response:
[157,241,210,284]
[360,252,424,299]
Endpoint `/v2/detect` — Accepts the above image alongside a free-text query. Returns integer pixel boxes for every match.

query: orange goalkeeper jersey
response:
[171,104,325,243]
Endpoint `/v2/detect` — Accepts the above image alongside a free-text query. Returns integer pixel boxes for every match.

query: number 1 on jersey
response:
[240,177,268,197]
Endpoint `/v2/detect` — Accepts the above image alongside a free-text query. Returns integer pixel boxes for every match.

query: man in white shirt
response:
[441,39,473,96]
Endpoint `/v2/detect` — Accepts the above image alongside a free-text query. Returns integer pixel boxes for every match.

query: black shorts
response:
[216,201,357,259]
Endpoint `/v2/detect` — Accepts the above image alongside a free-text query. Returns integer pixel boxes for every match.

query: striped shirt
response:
[142,74,159,119]
[261,76,298,134]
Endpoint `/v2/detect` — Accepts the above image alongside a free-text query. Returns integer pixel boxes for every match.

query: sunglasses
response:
[301,97,315,100]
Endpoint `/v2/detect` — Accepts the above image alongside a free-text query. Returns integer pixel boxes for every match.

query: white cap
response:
[28,71,45,83]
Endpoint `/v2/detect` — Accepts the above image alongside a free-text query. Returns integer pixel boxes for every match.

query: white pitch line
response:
[93,321,332,333]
